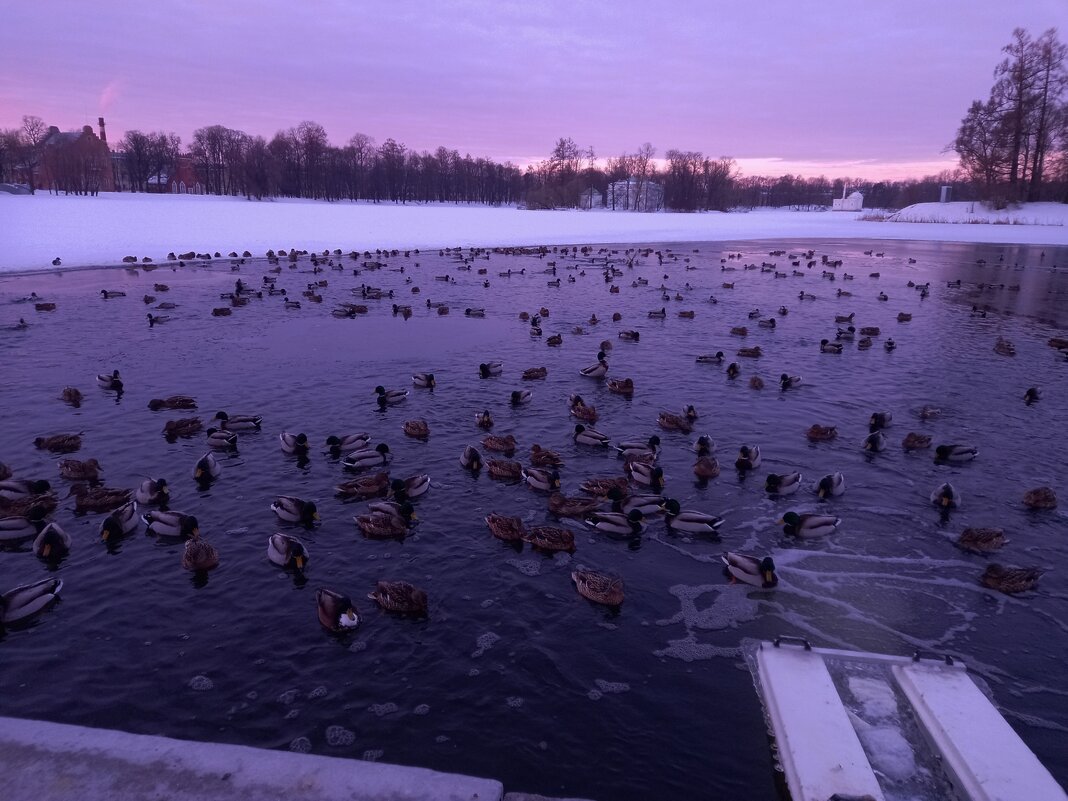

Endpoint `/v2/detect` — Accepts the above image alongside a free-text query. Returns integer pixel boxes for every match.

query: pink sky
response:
[1,1,1064,180]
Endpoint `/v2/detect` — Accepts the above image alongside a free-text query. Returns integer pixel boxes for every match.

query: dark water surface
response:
[2,238,1067,800]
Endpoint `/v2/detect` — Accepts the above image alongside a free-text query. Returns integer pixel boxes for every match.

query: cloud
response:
[99,80,122,114]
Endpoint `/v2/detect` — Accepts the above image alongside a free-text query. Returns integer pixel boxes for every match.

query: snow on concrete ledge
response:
[0,716,503,801]
[888,201,1068,226]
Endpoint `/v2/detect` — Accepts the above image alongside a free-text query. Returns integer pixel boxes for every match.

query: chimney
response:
[98,117,107,144]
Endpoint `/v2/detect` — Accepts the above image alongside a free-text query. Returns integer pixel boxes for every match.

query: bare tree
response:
[120,130,152,191]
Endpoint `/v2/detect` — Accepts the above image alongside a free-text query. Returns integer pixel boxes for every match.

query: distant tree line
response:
[953,27,1068,205]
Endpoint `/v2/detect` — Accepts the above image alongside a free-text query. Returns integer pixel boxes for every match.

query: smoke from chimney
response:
[98,117,107,144]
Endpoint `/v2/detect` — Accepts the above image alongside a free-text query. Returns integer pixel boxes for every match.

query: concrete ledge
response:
[0,716,503,801]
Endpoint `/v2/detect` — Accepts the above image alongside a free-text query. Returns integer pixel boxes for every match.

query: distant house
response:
[832,190,864,211]
[35,118,114,194]
[146,156,204,194]
[607,178,664,212]
[578,187,602,209]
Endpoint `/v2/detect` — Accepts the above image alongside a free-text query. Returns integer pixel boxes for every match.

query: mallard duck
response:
[510,389,532,405]
[957,528,1007,554]
[97,370,124,393]
[33,522,71,560]
[931,482,961,508]
[869,411,893,431]
[857,337,873,350]
[342,443,392,470]
[748,375,764,390]
[836,325,856,340]
[918,406,941,420]
[522,366,548,380]
[0,478,53,501]
[806,424,837,442]
[459,445,483,471]
[1,578,63,629]
[1023,486,1057,509]
[979,563,1042,594]
[626,462,665,490]
[722,553,778,588]
[412,372,436,388]
[485,513,526,541]
[696,352,725,364]
[325,433,370,457]
[902,432,932,450]
[34,433,82,453]
[404,419,430,439]
[99,500,139,541]
[694,450,720,478]
[546,333,563,347]
[730,326,748,337]
[530,444,564,467]
[765,472,802,495]
[780,374,802,390]
[0,507,47,544]
[482,434,517,454]
[142,510,198,539]
[579,351,609,378]
[488,460,523,480]
[726,362,740,379]
[608,488,663,516]
[61,386,84,407]
[205,427,238,449]
[368,580,428,614]
[213,411,262,431]
[522,467,561,492]
[355,511,408,539]
[648,307,667,319]
[475,409,494,429]
[574,424,610,447]
[57,458,102,481]
[586,510,646,536]
[758,318,776,329]
[147,395,197,411]
[934,444,977,462]
[884,338,897,351]
[662,499,723,534]
[616,435,660,460]
[815,472,845,498]
[548,492,602,518]
[572,570,624,605]
[479,361,503,378]
[737,346,763,358]
[390,474,430,499]
[1024,387,1041,405]
[70,483,131,513]
[164,418,203,438]
[375,386,408,406]
[335,472,390,499]
[580,476,629,497]
[570,399,599,423]
[181,531,219,571]
[316,588,360,631]
[523,525,576,552]
[735,445,761,471]
[993,337,1015,356]
[779,511,840,538]
[100,289,126,299]
[619,330,641,342]
[820,339,843,354]
[863,432,887,452]
[271,496,319,525]
[657,412,693,433]
[192,452,220,482]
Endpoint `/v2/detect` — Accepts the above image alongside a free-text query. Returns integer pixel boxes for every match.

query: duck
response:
[884,338,897,351]
[765,472,802,496]
[931,482,961,508]
[459,445,483,471]
[487,460,523,480]
[901,432,932,450]
[60,387,84,407]
[142,510,198,539]
[693,435,716,454]
[97,370,124,393]
[335,472,390,499]
[569,396,599,423]
[192,452,220,482]
[0,478,52,500]
[618,330,641,342]
[758,318,776,329]
[694,450,721,479]
[100,289,126,299]
[375,386,408,406]
[918,405,941,420]
[608,489,664,516]
[367,500,417,526]
[522,367,547,381]
[546,333,563,347]
[726,362,740,379]
[857,337,873,350]
[934,444,978,463]
[368,580,428,614]
[390,474,430,499]
[1023,486,1057,509]
[279,432,310,454]
[479,361,503,378]
[737,346,763,358]
[779,511,840,538]
[820,339,843,354]
[957,528,1007,554]
[979,563,1043,594]
[325,433,370,457]
[205,427,238,449]
[0,578,64,630]
[521,525,575,553]
[33,433,82,453]
[869,411,893,431]
[574,424,610,447]
[316,588,360,631]
[662,499,723,534]
[403,419,430,439]
[271,496,319,525]
[483,434,517,453]
[721,553,778,588]
[616,435,660,460]
[863,432,887,452]
[464,307,485,317]
[806,424,837,442]
[606,378,634,395]
[657,412,693,434]
[580,351,609,378]
[696,352,725,364]
[522,467,561,492]
[626,462,665,490]
[572,570,625,606]
[735,445,761,471]
[586,510,646,536]
[510,389,532,405]
[33,522,71,560]
[1024,387,1041,405]
[99,500,139,541]
[412,372,436,388]
[355,511,409,539]
[580,476,629,497]
[648,307,667,319]
[70,483,131,514]
[530,444,564,467]
[993,337,1016,356]
[815,472,846,498]
[57,458,102,482]
[163,418,203,439]
[341,444,392,471]
[730,326,748,337]
[475,409,494,429]
[749,375,765,390]
[780,374,802,390]
[213,411,262,431]
[836,326,856,340]
[0,508,48,544]
[147,395,197,411]
[485,512,526,541]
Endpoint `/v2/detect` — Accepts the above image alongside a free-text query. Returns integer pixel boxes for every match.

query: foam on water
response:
[325,725,355,747]
[188,675,214,691]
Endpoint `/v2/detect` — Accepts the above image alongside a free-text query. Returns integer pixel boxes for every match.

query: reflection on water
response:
[2,238,1067,800]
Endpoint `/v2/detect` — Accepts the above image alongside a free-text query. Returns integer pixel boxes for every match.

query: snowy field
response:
[2,193,1068,273]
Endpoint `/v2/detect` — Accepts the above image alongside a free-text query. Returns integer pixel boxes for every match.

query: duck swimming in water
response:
[721,553,777,588]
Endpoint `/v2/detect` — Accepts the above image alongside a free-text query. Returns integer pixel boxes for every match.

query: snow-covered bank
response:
[887,201,1068,226]
[2,193,1068,273]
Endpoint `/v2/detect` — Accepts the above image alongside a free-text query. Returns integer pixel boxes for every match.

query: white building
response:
[832,190,864,211]
[607,179,663,212]
[578,187,603,209]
